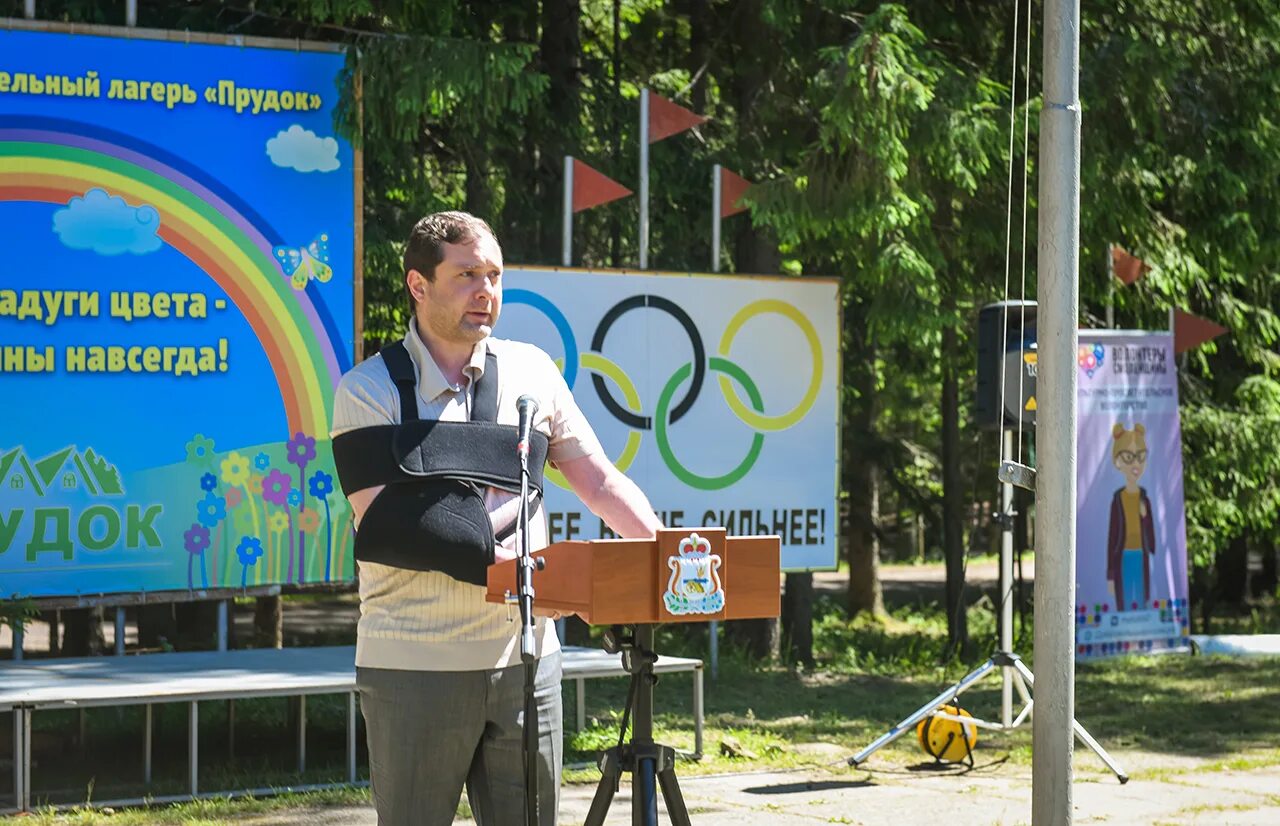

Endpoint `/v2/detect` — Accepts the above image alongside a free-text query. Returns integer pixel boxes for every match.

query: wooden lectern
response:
[487,527,781,826]
[485,527,781,624]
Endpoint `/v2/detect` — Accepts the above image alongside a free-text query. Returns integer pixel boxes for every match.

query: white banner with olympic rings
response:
[497,266,840,571]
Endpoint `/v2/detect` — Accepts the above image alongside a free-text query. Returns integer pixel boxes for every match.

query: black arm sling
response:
[332,341,549,586]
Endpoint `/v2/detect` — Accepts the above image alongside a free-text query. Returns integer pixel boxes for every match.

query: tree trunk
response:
[254,595,283,649]
[497,9,540,259]
[1215,534,1249,604]
[62,606,106,656]
[137,603,175,650]
[688,0,712,114]
[464,152,491,221]
[537,0,582,263]
[1257,536,1278,598]
[845,314,885,618]
[723,613,780,663]
[781,572,814,666]
[941,316,969,656]
[174,600,219,650]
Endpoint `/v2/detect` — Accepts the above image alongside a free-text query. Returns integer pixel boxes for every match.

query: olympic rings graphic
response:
[503,290,823,491]
[590,295,706,429]
[543,352,643,490]
[656,357,765,490]
[504,289,579,389]
[718,299,823,432]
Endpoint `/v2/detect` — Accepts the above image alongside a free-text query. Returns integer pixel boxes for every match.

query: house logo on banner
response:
[0,445,124,498]
[504,290,823,490]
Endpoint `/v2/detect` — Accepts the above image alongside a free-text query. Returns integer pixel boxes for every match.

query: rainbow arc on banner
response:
[0,118,349,436]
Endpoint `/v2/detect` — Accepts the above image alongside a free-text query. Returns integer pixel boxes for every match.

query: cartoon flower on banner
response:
[261,468,292,506]
[260,468,297,581]
[286,432,317,583]
[197,492,227,528]
[200,472,217,492]
[286,433,317,468]
[183,523,210,590]
[268,510,289,534]
[298,509,320,534]
[221,452,250,488]
[186,434,216,466]
[236,536,264,588]
[226,486,243,509]
[254,452,271,471]
[309,471,333,500]
[184,524,211,555]
[288,490,302,509]
[310,470,336,582]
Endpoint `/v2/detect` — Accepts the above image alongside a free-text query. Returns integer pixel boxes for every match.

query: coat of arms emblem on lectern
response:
[663,532,725,615]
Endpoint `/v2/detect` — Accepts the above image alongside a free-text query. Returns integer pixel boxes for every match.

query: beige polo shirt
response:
[331,323,603,671]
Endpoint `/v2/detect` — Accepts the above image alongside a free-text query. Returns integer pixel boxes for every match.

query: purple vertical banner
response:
[1075,331,1191,660]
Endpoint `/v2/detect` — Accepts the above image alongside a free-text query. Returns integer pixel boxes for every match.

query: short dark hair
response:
[403,211,498,288]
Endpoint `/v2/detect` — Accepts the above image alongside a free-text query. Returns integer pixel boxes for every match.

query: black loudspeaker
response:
[975,301,1037,431]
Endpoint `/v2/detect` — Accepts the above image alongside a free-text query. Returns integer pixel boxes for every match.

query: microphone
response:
[516,395,539,463]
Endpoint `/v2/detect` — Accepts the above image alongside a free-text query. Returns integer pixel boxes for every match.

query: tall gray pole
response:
[638,88,650,269]
[1034,0,1080,823]
[711,164,722,273]
[562,155,574,267]
[1105,245,1115,328]
[1000,429,1015,727]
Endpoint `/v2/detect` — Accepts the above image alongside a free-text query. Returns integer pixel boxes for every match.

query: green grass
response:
[4,788,371,825]
[6,595,1280,823]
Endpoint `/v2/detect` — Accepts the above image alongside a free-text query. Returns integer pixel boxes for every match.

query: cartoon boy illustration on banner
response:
[1106,423,1156,610]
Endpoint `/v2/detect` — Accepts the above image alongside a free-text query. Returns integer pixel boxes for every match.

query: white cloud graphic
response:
[266,125,340,173]
[53,188,163,256]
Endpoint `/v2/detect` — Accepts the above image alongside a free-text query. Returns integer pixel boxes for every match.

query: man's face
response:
[408,232,503,346]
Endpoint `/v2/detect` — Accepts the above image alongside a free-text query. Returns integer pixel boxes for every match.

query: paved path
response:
[241,748,1278,826]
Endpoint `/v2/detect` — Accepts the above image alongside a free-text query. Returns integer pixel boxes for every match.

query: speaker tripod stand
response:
[585,624,692,826]
[848,431,1128,783]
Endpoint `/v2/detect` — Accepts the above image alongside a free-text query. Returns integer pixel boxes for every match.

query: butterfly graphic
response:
[273,234,333,290]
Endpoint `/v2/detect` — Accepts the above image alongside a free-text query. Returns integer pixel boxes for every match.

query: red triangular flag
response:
[572,159,632,213]
[1173,309,1228,354]
[648,92,707,143]
[1111,246,1151,286]
[720,168,752,218]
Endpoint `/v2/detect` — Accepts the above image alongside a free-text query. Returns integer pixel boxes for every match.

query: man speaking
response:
[331,211,660,825]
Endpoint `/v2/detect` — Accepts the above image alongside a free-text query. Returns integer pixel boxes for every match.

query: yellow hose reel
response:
[916,704,978,765]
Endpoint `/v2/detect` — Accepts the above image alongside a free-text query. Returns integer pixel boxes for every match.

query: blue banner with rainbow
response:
[0,27,357,598]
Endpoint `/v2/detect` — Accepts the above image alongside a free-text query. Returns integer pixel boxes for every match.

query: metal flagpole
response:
[711,164,722,273]
[1034,0,1081,822]
[1000,429,1015,727]
[639,88,650,269]
[1105,245,1115,328]
[563,156,574,267]
[710,159,725,674]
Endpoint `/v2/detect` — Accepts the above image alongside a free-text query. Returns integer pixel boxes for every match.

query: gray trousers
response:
[358,651,563,826]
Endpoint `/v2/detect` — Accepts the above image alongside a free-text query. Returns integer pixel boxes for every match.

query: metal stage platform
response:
[1,644,704,813]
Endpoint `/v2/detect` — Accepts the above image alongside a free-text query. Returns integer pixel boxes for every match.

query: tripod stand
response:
[848,431,1128,783]
[585,625,692,826]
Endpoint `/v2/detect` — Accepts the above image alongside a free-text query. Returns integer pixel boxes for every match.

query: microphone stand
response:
[515,409,544,826]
